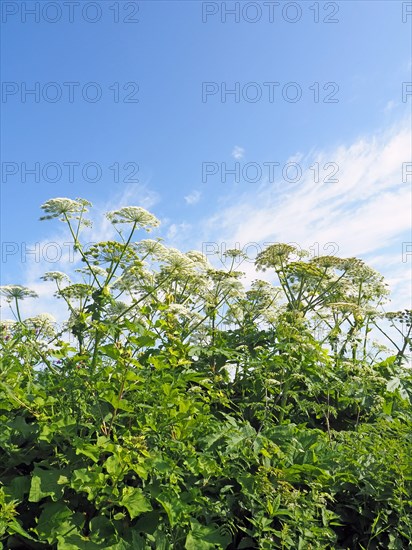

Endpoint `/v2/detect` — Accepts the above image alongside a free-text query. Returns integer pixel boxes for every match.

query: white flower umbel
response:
[31,313,56,323]
[75,266,108,278]
[0,285,38,302]
[26,313,57,338]
[41,271,71,283]
[0,319,16,328]
[135,239,169,260]
[162,248,198,275]
[167,303,202,321]
[0,319,17,335]
[106,207,160,231]
[0,285,39,323]
[185,250,210,265]
[40,197,92,224]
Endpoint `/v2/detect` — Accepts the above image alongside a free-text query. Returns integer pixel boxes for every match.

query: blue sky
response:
[1,0,411,320]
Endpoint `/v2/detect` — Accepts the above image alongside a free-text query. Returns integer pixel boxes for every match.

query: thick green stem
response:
[14,297,22,323]
[278,380,291,423]
[107,356,129,436]
[105,221,138,286]
[63,213,102,290]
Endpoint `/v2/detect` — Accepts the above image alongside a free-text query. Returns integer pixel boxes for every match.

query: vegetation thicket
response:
[1,198,411,549]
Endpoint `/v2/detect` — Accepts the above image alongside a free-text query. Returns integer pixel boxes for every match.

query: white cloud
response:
[207,121,410,250]
[384,100,396,113]
[184,190,201,205]
[232,146,245,159]
[200,118,412,303]
[167,222,191,241]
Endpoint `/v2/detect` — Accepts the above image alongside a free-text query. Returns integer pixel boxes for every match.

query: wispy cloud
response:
[184,190,201,205]
[207,120,410,252]
[232,146,245,159]
[166,222,192,242]
[200,118,411,305]
[383,100,396,113]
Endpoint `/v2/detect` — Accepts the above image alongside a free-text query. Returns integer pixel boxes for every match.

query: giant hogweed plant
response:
[0,197,411,549]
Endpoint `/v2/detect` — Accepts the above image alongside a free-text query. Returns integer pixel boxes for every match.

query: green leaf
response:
[387,377,401,392]
[71,468,108,500]
[89,515,116,541]
[237,538,257,549]
[4,475,30,501]
[8,415,37,438]
[156,492,184,527]
[120,487,152,519]
[135,511,161,535]
[35,501,82,543]
[29,466,68,502]
[74,438,101,463]
[101,391,134,411]
[100,344,121,360]
[57,533,102,549]
[7,518,40,542]
[185,520,231,550]
[104,454,125,478]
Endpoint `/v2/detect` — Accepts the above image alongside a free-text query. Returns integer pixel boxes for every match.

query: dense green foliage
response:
[1,198,411,549]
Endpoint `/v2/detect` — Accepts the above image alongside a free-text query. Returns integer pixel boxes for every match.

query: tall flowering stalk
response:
[0,285,38,322]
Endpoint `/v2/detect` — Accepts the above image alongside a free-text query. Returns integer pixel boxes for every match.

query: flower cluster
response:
[135,239,169,260]
[42,271,71,283]
[113,264,153,293]
[58,284,93,300]
[40,197,92,224]
[255,243,302,271]
[0,285,38,302]
[0,319,16,340]
[166,303,202,322]
[85,241,137,266]
[25,313,57,338]
[106,207,160,231]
